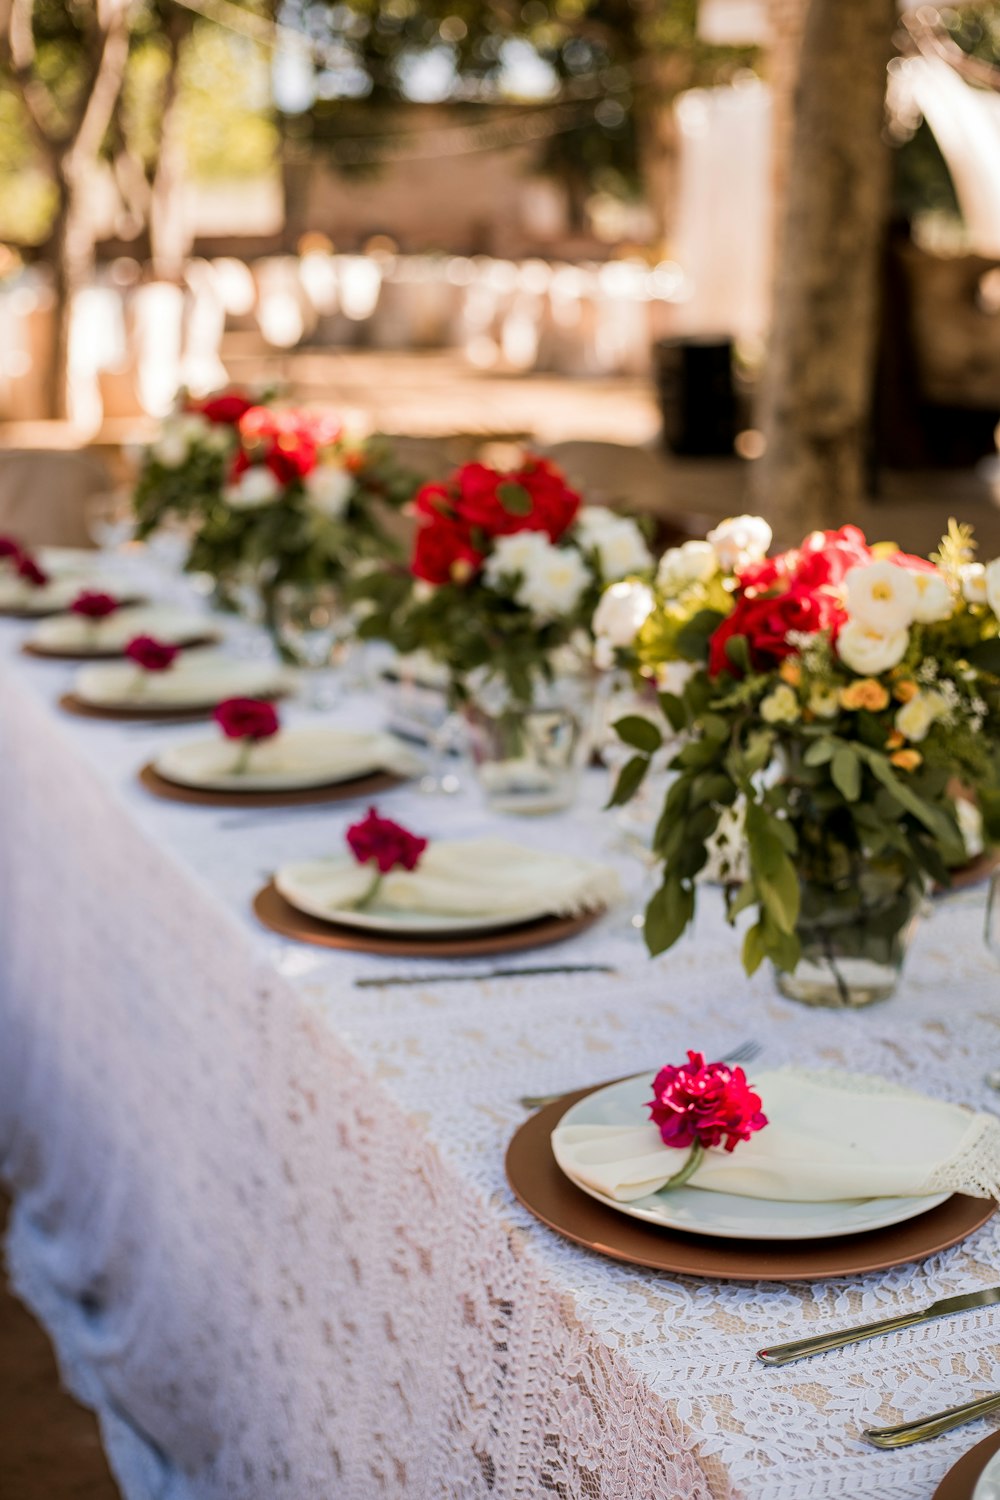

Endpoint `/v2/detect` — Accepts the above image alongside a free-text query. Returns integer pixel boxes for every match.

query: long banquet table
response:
[2,560,1000,1500]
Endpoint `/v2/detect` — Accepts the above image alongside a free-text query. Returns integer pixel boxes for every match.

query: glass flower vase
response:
[464,672,596,815]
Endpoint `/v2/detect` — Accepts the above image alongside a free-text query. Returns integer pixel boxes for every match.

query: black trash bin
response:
[653,336,738,457]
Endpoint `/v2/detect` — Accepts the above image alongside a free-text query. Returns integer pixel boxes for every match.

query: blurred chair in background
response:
[0,450,113,547]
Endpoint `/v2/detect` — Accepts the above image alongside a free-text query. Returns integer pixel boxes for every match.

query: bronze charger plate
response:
[505,1085,996,1282]
[23,632,219,662]
[934,1430,1000,1499]
[59,690,287,724]
[2,594,145,621]
[139,762,407,808]
[253,879,603,958]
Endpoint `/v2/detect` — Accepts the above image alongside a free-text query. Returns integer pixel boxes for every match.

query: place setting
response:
[138,697,425,807]
[22,591,218,660]
[254,805,620,957]
[0,536,136,619]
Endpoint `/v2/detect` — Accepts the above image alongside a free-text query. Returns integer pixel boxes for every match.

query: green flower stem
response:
[231,738,256,775]
[661,1142,705,1191]
[354,867,384,910]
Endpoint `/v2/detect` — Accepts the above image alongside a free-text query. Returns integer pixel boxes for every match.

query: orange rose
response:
[885,730,905,750]
[894,680,918,704]
[890,748,922,771]
[779,660,802,688]
[840,679,890,712]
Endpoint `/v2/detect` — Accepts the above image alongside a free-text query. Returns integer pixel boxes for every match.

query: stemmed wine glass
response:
[271,581,353,710]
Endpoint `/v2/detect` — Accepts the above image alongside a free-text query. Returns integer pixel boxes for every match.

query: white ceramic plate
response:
[155,728,420,792]
[552,1074,951,1242]
[30,604,214,656]
[74,654,287,711]
[975,1450,1000,1500]
[274,855,567,935]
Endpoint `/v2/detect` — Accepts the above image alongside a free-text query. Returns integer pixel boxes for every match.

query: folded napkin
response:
[279,839,620,921]
[0,573,91,613]
[156,727,421,788]
[75,655,286,708]
[33,605,206,653]
[552,1069,1000,1203]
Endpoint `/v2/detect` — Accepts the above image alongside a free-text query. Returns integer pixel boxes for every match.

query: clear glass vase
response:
[774,857,926,1008]
[464,673,596,815]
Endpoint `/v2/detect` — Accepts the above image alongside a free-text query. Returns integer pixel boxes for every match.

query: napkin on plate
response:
[74,654,285,707]
[552,1069,1000,1203]
[279,839,620,921]
[156,727,421,788]
[32,605,206,653]
[0,573,94,613]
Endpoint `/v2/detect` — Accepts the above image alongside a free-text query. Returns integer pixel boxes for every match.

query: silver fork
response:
[518,1039,762,1111]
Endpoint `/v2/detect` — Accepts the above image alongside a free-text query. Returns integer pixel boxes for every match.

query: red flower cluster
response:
[647,1050,768,1154]
[125,635,179,672]
[0,535,22,563]
[346,806,428,874]
[410,458,581,585]
[16,553,49,588]
[213,697,280,742]
[188,391,255,426]
[230,406,343,489]
[71,590,119,620]
[709,525,875,678]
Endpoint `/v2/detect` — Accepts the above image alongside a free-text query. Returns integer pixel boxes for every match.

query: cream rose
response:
[592,579,655,647]
[808,683,841,719]
[483,530,551,589]
[656,540,718,593]
[844,560,918,634]
[961,563,989,605]
[586,517,652,581]
[305,463,355,519]
[909,568,953,624]
[706,515,772,573]
[515,540,591,620]
[895,690,947,743]
[986,558,1000,618]
[760,683,800,724]
[836,618,910,675]
[223,466,282,509]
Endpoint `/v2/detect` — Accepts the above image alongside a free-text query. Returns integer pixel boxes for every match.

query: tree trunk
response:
[44,161,97,420]
[148,6,194,280]
[751,0,896,541]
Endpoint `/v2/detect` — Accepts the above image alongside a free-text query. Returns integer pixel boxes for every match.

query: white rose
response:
[654,660,695,695]
[516,542,591,620]
[483,530,552,590]
[656,539,718,593]
[306,463,355,519]
[961,563,989,605]
[895,690,947,743]
[986,558,1000,618]
[178,413,211,444]
[836,618,910,675]
[592,579,654,647]
[844,560,918,633]
[589,517,652,581]
[223,466,282,509]
[573,505,619,543]
[152,425,191,468]
[910,567,953,624]
[706,515,772,572]
[760,683,800,724]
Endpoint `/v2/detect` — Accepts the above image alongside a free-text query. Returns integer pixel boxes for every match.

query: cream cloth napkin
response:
[0,573,97,613]
[156,727,421,789]
[552,1069,1000,1203]
[75,655,286,708]
[277,839,620,922]
[32,605,209,653]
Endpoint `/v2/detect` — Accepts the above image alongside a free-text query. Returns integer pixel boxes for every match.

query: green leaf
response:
[742,729,775,777]
[724,634,751,673]
[726,879,757,920]
[966,638,1000,675]
[831,747,862,802]
[674,608,728,664]
[658,692,687,734]
[614,715,663,755]
[496,482,532,516]
[645,878,695,955]
[979,788,1000,844]
[742,921,767,975]
[605,754,650,809]
[689,771,737,810]
[803,738,835,767]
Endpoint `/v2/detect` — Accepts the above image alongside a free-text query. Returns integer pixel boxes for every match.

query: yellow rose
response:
[760,684,800,725]
[895,690,947,744]
[779,659,802,687]
[808,684,841,719]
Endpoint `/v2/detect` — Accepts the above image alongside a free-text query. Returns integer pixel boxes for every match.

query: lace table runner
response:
[2,590,1000,1500]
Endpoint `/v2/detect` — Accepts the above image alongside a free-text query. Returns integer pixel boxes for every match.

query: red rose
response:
[195,392,255,426]
[793,525,872,589]
[647,1050,768,1153]
[887,549,937,574]
[0,535,22,563]
[71,590,119,620]
[450,458,580,542]
[16,554,48,588]
[213,697,280,741]
[708,581,845,677]
[124,635,179,672]
[346,806,427,874]
[266,431,317,484]
[412,516,483,585]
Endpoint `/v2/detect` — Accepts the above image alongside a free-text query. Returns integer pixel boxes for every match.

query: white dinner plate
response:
[552,1074,951,1242]
[154,728,421,792]
[274,855,580,935]
[74,654,287,711]
[975,1450,1000,1500]
[0,572,119,615]
[30,604,214,656]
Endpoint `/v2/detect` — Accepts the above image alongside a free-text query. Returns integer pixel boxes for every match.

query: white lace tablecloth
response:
[2,564,1000,1500]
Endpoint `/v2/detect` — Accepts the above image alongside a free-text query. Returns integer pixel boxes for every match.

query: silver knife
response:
[757,1285,1000,1366]
[864,1391,1000,1448]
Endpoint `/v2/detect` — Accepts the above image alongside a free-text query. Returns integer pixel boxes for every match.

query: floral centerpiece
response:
[600,516,1000,1006]
[133,390,418,637]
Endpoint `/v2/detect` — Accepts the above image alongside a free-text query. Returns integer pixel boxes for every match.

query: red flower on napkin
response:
[16,553,49,588]
[71,590,119,620]
[0,535,22,563]
[647,1050,767,1154]
[213,697,280,742]
[346,807,427,874]
[125,635,179,672]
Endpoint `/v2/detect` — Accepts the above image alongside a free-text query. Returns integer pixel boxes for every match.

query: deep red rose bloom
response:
[236,406,327,484]
[708,582,846,677]
[793,525,872,589]
[0,535,22,563]
[16,554,49,587]
[346,806,428,874]
[411,516,483,585]
[647,1050,768,1154]
[213,697,280,741]
[71,590,119,620]
[450,458,580,542]
[195,392,255,426]
[125,635,179,672]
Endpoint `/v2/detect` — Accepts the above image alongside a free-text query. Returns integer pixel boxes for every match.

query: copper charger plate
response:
[23,632,219,662]
[253,879,603,958]
[139,762,407,808]
[59,690,286,724]
[1,594,145,621]
[934,1431,1000,1500]
[505,1085,995,1282]
[941,847,1000,894]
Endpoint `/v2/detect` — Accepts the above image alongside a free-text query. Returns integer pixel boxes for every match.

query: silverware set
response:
[355,962,617,990]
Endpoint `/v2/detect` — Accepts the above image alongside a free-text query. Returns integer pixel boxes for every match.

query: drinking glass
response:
[271,582,353,709]
[85,490,135,553]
